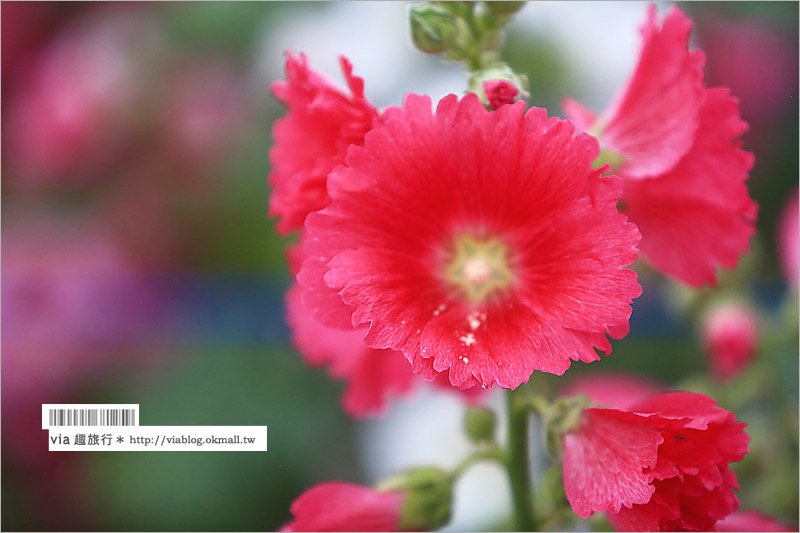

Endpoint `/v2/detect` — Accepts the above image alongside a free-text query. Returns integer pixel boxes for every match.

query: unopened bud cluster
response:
[408,1,528,108]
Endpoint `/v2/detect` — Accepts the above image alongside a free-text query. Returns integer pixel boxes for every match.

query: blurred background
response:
[1,2,797,531]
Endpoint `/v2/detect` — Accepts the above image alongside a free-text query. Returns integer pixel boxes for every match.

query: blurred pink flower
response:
[0,213,165,531]
[702,303,759,382]
[560,371,664,410]
[0,1,62,82]
[700,16,798,123]
[1,213,161,404]
[161,60,248,171]
[714,510,796,532]
[777,189,799,290]
[4,8,161,184]
[1,212,167,520]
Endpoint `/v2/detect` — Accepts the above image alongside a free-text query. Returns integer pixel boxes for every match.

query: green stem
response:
[454,1,500,71]
[507,387,536,531]
[451,445,506,479]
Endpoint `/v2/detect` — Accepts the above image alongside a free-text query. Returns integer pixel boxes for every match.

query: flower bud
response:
[464,406,496,443]
[376,466,452,531]
[409,3,457,54]
[484,1,526,16]
[468,64,528,109]
[702,302,759,381]
[483,79,518,109]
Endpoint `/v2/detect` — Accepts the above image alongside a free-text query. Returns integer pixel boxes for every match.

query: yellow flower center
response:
[446,235,513,302]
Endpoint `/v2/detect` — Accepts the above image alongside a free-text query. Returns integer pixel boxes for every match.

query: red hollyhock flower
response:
[563,391,750,531]
[281,482,405,532]
[269,53,379,235]
[297,92,641,390]
[702,303,758,382]
[563,5,756,287]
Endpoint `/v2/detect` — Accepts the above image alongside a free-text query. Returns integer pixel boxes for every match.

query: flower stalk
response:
[451,445,506,479]
[507,386,537,531]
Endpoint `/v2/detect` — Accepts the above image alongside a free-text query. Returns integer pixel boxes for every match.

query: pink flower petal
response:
[600,5,706,178]
[283,482,404,532]
[561,98,598,132]
[621,87,756,286]
[715,510,797,532]
[564,408,662,518]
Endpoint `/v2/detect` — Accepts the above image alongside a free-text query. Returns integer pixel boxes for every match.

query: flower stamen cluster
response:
[445,235,513,302]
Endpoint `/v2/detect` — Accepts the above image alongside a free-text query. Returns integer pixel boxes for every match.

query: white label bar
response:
[47,426,268,451]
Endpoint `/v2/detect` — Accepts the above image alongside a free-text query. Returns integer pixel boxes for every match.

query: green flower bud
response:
[484,1,526,16]
[464,406,497,443]
[376,466,453,530]
[409,3,458,54]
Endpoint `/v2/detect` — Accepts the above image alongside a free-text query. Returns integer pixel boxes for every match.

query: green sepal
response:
[376,466,453,531]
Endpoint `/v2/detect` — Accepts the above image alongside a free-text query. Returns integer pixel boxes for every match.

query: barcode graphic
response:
[48,409,137,427]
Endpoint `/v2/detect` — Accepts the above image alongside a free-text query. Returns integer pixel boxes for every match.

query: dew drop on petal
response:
[460,333,476,346]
